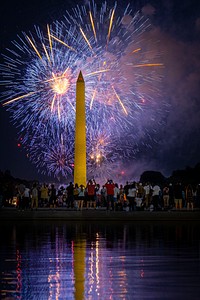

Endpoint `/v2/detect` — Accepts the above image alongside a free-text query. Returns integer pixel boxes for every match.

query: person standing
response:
[137,183,145,199]
[113,183,120,211]
[168,183,174,209]
[123,181,130,201]
[95,184,102,208]
[152,184,161,211]
[17,183,26,211]
[163,185,170,209]
[195,184,200,208]
[77,185,85,210]
[143,182,152,209]
[127,183,137,211]
[24,186,30,209]
[49,184,57,208]
[73,183,80,209]
[66,182,74,208]
[40,183,49,207]
[119,184,125,200]
[185,184,194,210]
[174,182,183,210]
[105,179,115,211]
[101,185,107,207]
[31,183,38,210]
[86,179,96,209]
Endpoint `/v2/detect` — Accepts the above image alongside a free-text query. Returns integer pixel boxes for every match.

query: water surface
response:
[0,221,200,299]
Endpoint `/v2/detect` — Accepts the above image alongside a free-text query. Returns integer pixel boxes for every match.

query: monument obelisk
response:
[74,71,87,187]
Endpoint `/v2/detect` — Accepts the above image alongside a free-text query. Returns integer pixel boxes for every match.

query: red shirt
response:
[105,183,115,195]
[87,184,96,196]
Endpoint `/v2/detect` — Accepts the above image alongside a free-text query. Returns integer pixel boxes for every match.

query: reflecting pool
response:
[0,221,200,299]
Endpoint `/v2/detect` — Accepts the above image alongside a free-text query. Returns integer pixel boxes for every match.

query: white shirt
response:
[78,187,85,197]
[152,185,161,196]
[32,187,38,197]
[127,188,137,198]
[96,188,101,196]
[24,188,30,197]
[101,187,107,196]
[114,187,120,198]
[144,185,151,195]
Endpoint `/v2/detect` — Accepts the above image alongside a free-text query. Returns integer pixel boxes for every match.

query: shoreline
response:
[1,207,200,221]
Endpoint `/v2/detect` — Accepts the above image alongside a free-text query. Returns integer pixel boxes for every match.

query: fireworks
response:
[0,1,165,181]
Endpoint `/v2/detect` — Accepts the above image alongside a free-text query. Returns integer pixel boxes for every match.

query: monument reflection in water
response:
[1,221,200,299]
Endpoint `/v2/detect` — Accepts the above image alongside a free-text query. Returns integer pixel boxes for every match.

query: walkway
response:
[1,207,200,221]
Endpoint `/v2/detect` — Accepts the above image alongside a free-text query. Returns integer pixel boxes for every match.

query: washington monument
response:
[74,71,87,187]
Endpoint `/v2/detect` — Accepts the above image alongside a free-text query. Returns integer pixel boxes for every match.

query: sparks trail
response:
[0,1,165,180]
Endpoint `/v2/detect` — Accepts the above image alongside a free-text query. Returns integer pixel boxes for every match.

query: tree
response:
[140,171,166,186]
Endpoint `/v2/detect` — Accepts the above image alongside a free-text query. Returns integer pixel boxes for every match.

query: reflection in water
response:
[74,240,86,300]
[0,221,200,299]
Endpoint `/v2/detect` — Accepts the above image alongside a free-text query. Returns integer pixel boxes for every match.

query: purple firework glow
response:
[0,1,165,181]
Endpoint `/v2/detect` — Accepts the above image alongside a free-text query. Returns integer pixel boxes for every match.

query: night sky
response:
[0,0,200,182]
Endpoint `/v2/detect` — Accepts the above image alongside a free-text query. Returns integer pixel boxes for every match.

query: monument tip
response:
[77,71,84,82]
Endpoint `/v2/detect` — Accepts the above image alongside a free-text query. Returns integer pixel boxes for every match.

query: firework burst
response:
[0,1,165,181]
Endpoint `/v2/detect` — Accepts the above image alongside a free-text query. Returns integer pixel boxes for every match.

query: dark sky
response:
[0,0,200,182]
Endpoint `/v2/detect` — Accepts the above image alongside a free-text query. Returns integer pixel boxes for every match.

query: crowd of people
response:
[2,179,200,211]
